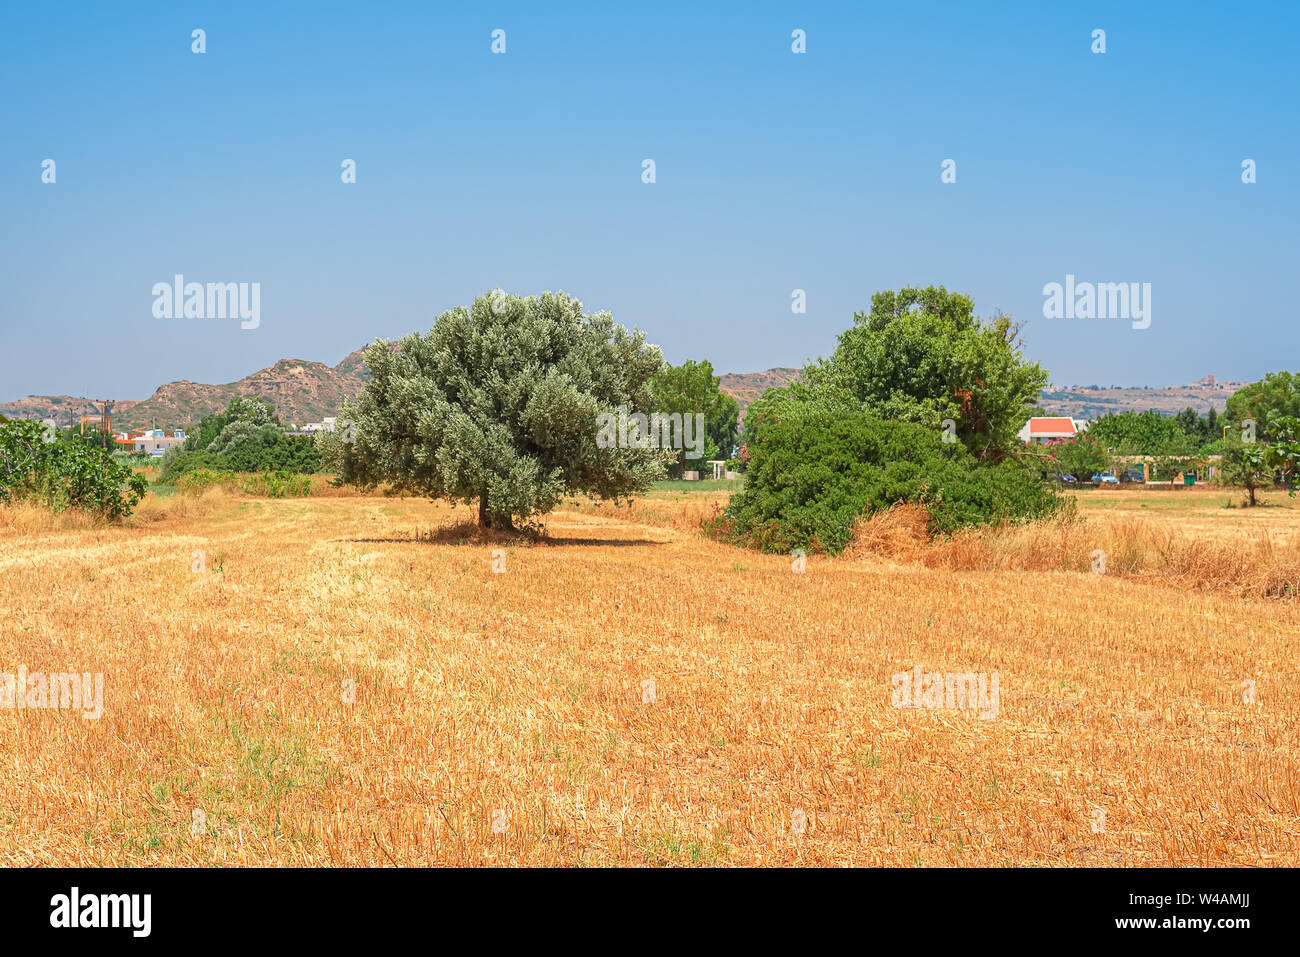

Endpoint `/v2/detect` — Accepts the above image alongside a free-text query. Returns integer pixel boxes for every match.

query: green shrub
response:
[0,419,147,519]
[173,469,222,492]
[174,468,314,498]
[242,470,312,498]
[711,406,1061,554]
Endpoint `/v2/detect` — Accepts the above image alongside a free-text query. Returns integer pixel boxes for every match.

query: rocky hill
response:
[112,358,368,429]
[1,357,367,430]
[718,368,802,422]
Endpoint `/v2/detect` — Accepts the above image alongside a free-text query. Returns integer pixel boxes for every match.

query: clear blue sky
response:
[1,0,1295,401]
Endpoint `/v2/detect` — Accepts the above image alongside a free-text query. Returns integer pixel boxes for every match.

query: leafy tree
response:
[323,290,667,529]
[1225,371,1300,438]
[1087,410,1187,455]
[1220,434,1269,506]
[186,396,279,452]
[1215,412,1300,505]
[1217,378,1300,504]
[803,286,1049,461]
[650,359,739,476]
[1051,433,1110,478]
[0,419,147,518]
[1268,415,1300,493]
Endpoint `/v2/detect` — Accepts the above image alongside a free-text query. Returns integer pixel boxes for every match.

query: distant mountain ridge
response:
[0,354,1247,431]
[0,351,371,430]
[1036,374,1247,419]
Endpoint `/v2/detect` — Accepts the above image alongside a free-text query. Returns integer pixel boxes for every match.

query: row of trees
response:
[321,286,1062,538]
[18,284,1295,526]
[1087,408,1220,456]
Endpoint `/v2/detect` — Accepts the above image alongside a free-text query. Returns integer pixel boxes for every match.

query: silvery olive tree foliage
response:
[322,291,668,529]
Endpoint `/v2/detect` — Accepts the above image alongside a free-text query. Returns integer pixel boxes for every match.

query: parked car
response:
[1121,467,1145,484]
[1057,474,1079,484]
[1090,472,1119,485]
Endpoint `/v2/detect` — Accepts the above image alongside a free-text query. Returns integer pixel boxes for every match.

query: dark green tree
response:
[804,286,1048,461]
[1052,433,1110,479]
[650,359,739,477]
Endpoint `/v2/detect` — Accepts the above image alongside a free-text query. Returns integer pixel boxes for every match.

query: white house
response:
[1017,417,1089,446]
[302,417,337,434]
[117,429,187,456]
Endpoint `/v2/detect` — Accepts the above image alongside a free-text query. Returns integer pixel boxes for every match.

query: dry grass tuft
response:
[845,503,934,563]
[127,488,232,526]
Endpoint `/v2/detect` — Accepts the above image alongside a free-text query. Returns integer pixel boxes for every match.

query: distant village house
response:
[1017,417,1089,446]
[115,428,186,456]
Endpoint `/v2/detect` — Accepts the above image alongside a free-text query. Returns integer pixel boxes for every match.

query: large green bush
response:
[714,406,1062,554]
[0,419,147,519]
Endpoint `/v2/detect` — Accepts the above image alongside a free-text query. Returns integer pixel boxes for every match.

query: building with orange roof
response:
[1017,417,1089,446]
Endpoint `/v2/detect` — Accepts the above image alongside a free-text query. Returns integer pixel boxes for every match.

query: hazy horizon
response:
[0,338,1255,405]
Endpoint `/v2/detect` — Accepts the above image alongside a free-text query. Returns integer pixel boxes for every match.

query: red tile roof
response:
[1027,417,1077,435]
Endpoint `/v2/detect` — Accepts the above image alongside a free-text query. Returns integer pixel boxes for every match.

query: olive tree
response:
[323,290,668,528]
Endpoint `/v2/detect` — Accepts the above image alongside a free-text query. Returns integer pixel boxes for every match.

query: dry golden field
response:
[1,483,1298,866]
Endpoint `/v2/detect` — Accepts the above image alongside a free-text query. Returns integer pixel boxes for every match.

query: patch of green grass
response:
[224,720,340,800]
[986,772,1001,801]
[641,823,731,866]
[854,749,881,770]
[649,478,744,494]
